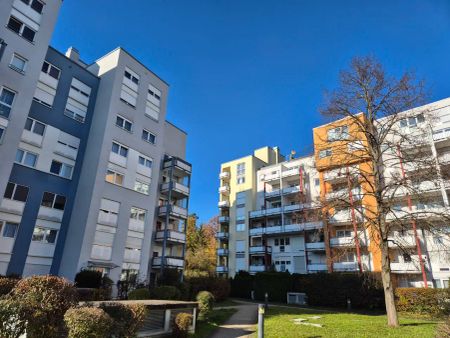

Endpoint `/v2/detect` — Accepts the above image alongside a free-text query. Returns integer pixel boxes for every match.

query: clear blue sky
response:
[51,0,450,224]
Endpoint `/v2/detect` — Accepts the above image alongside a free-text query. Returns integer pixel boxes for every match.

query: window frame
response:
[41,191,66,210]
[15,148,38,167]
[9,53,27,74]
[4,182,29,202]
[111,141,129,158]
[105,169,124,186]
[1,220,19,238]
[7,16,36,43]
[24,117,45,136]
[49,160,73,179]
[0,86,16,119]
[115,115,133,132]
[141,129,156,145]
[138,154,153,169]
[31,226,58,244]
[134,180,150,195]
[41,61,61,80]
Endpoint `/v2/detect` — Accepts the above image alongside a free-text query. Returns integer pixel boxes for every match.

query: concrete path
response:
[210,302,258,338]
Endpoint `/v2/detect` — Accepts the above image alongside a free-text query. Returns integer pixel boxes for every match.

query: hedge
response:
[99,302,147,337]
[0,277,20,297]
[128,287,151,300]
[64,307,112,338]
[395,287,450,316]
[149,285,181,300]
[184,276,230,301]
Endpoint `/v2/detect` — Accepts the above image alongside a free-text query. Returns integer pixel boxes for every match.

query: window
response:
[348,140,365,151]
[148,84,161,101]
[0,127,5,143]
[1,221,19,238]
[236,240,245,252]
[0,87,16,119]
[15,149,37,167]
[327,125,349,141]
[142,129,156,144]
[314,178,320,186]
[130,207,146,221]
[105,170,124,185]
[403,253,412,262]
[134,181,149,195]
[124,70,139,85]
[236,207,245,221]
[41,61,61,80]
[32,226,57,244]
[50,160,73,179]
[319,149,332,158]
[20,0,44,14]
[65,78,91,123]
[237,177,245,184]
[116,115,132,132]
[7,16,36,42]
[138,155,152,168]
[24,118,45,136]
[237,162,245,176]
[236,222,245,232]
[145,84,161,121]
[9,54,27,73]
[112,142,128,157]
[336,230,352,238]
[236,191,246,206]
[41,192,66,210]
[400,114,425,128]
[4,182,28,202]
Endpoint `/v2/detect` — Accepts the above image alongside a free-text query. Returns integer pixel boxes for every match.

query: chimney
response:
[65,46,80,63]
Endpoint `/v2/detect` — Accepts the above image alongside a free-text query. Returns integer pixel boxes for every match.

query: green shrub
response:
[150,285,181,300]
[196,291,214,319]
[254,272,291,303]
[100,302,147,337]
[395,287,448,316]
[128,287,151,300]
[75,269,103,288]
[12,275,78,338]
[0,277,20,297]
[76,288,111,301]
[64,307,112,338]
[230,271,254,299]
[0,298,26,338]
[185,277,230,302]
[172,312,192,338]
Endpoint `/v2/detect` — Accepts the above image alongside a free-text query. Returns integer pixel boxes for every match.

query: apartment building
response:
[216,147,283,276]
[218,98,450,288]
[0,0,191,286]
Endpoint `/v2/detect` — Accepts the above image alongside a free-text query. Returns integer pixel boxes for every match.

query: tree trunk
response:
[380,240,399,327]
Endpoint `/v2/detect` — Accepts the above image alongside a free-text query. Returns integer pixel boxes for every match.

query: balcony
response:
[330,235,368,247]
[249,265,267,273]
[307,264,328,272]
[386,205,450,222]
[284,204,302,213]
[265,189,281,198]
[305,242,326,251]
[333,262,359,271]
[218,200,230,208]
[329,210,362,225]
[249,207,282,218]
[217,248,229,256]
[323,166,358,183]
[282,167,299,178]
[216,266,228,273]
[155,229,186,244]
[219,172,230,180]
[163,157,192,175]
[283,185,301,195]
[388,234,417,248]
[390,262,422,274]
[249,221,324,236]
[325,188,362,201]
[249,246,272,254]
[218,185,230,195]
[433,127,450,146]
[215,232,229,240]
[158,205,188,219]
[152,256,184,269]
[218,216,229,223]
[161,181,190,198]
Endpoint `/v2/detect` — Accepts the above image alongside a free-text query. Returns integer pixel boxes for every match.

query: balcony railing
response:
[155,229,186,243]
[433,128,450,142]
[330,235,368,247]
[152,256,184,268]
[323,166,358,182]
[218,185,230,194]
[163,157,192,174]
[307,264,328,272]
[218,216,230,223]
[249,246,272,254]
[390,262,422,274]
[249,221,323,236]
[161,182,190,196]
[333,262,359,271]
[215,232,229,240]
[218,200,230,208]
[249,265,267,273]
[219,172,230,180]
[305,242,326,251]
[158,205,188,219]
[249,203,318,219]
[216,266,228,273]
[388,234,417,248]
[217,248,229,256]
[329,210,363,224]
[325,188,362,201]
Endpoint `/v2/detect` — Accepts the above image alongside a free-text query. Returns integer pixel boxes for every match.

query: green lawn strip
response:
[191,308,238,338]
[259,306,440,338]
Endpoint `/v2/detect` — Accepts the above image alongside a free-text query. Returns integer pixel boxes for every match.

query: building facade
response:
[218,98,450,288]
[0,0,191,286]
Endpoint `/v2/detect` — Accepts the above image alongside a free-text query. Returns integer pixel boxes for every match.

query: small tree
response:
[64,307,113,338]
[196,291,214,319]
[318,56,450,326]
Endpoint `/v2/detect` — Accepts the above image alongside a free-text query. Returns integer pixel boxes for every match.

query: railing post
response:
[258,304,265,338]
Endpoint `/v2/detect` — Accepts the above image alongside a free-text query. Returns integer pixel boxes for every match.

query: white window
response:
[24,117,45,135]
[9,53,27,73]
[134,180,149,195]
[338,252,356,262]
[0,87,16,119]
[7,16,36,42]
[65,78,91,123]
[112,142,128,157]
[236,192,246,205]
[50,160,73,179]
[41,61,61,80]
[116,115,132,132]
[319,149,332,158]
[4,182,28,202]
[15,149,37,167]
[236,240,245,252]
[130,207,146,221]
[124,70,139,85]
[0,221,19,238]
[120,68,139,107]
[142,129,156,144]
[327,125,349,141]
[18,0,44,14]
[98,198,120,226]
[336,230,352,238]
[0,126,4,143]
[400,114,425,128]
[138,155,152,168]
[237,177,245,184]
[148,84,161,102]
[41,192,66,210]
[34,62,60,107]
[145,84,161,121]
[31,226,57,244]
[105,170,124,185]
[237,162,245,176]
[236,222,245,232]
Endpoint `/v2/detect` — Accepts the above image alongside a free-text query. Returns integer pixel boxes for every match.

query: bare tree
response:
[317,56,450,327]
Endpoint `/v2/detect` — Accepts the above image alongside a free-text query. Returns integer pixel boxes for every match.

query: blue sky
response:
[51,0,450,223]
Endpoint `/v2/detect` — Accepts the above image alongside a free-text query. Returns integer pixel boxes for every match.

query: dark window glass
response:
[46,229,57,243]
[33,121,45,135]
[124,120,132,131]
[7,17,21,34]
[112,142,119,153]
[53,195,66,210]
[119,147,128,157]
[41,192,54,207]
[116,116,123,126]
[21,26,35,42]
[48,66,60,79]
[30,0,43,13]
[13,184,28,202]
[4,182,14,199]
[20,0,30,4]
[25,118,33,131]
[50,161,61,174]
[3,223,18,238]
[124,71,131,79]
[0,127,4,140]
[41,61,49,73]
[403,253,412,262]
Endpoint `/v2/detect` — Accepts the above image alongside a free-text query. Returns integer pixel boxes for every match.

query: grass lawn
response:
[260,306,441,338]
[191,308,237,337]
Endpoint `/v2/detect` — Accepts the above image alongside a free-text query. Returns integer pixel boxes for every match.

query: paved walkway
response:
[210,301,258,338]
